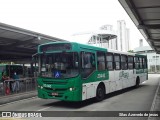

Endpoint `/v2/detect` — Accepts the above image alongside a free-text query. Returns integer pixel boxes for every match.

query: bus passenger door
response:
[128,56,135,87]
[114,54,122,91]
[121,55,130,88]
[127,68,134,87]
[81,51,96,100]
[106,53,117,92]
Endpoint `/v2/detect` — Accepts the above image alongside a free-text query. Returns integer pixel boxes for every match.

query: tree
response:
[128,50,134,53]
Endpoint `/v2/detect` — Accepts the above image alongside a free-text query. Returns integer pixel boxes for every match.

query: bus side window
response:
[142,57,145,69]
[139,57,143,69]
[128,56,133,69]
[114,54,121,70]
[97,51,106,71]
[106,53,113,70]
[81,52,96,79]
[143,57,147,69]
[121,55,128,70]
[134,57,139,69]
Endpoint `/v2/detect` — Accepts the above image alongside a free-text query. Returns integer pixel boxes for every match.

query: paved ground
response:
[0,74,159,120]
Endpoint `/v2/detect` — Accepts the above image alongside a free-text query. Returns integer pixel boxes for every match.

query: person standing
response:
[12,72,20,92]
[2,72,10,95]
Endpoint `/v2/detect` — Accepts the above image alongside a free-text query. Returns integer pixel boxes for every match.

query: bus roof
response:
[38,42,147,57]
[38,41,107,52]
[108,49,135,56]
[74,42,107,51]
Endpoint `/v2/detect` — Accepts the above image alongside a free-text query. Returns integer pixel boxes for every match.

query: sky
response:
[0,0,149,50]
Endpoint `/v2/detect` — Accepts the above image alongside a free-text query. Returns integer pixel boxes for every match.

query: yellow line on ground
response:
[0,118,26,120]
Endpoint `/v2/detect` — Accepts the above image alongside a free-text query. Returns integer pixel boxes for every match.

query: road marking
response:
[148,78,160,120]
[142,81,146,84]
[37,106,51,111]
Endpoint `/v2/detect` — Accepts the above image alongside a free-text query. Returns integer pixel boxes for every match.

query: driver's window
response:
[41,55,47,72]
[81,52,95,79]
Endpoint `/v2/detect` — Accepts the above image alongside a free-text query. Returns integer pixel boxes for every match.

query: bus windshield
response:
[40,52,79,78]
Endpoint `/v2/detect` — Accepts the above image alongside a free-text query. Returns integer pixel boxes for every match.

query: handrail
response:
[3,77,37,82]
[0,77,37,96]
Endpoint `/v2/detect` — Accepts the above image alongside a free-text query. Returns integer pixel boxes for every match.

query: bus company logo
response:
[119,71,129,79]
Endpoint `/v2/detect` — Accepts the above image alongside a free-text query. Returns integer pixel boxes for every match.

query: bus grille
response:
[42,80,67,85]
[45,88,67,91]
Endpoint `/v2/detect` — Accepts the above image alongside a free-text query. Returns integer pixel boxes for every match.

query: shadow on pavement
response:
[42,84,148,109]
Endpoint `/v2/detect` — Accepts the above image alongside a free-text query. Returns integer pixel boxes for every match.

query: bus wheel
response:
[95,85,105,101]
[135,77,140,88]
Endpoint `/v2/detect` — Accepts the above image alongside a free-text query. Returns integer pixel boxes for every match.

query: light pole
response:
[155,56,157,73]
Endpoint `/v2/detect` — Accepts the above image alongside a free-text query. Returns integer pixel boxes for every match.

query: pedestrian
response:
[2,72,10,81]
[2,72,10,95]
[12,72,20,92]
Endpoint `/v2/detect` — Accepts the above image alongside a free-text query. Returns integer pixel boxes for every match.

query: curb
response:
[0,91,37,105]
[148,79,160,120]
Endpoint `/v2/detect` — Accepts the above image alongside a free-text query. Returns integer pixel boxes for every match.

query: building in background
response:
[99,25,117,50]
[126,28,130,51]
[117,20,130,52]
[134,39,160,73]
[70,21,131,52]
[71,25,117,50]
[139,39,143,47]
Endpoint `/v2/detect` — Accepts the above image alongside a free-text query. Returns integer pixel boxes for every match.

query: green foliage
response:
[128,50,134,53]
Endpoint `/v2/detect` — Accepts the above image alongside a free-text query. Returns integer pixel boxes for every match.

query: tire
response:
[135,77,140,88]
[95,85,105,101]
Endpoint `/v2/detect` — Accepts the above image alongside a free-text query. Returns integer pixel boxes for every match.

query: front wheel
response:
[95,85,105,102]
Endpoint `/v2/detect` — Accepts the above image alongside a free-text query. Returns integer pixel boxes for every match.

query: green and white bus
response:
[36,42,148,101]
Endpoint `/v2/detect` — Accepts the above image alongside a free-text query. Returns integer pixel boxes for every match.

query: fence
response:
[0,77,37,96]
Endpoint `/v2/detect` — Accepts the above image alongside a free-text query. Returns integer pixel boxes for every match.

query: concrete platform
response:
[148,79,160,120]
[0,91,37,105]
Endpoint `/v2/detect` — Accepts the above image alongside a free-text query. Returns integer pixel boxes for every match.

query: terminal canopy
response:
[0,22,66,63]
[119,0,160,54]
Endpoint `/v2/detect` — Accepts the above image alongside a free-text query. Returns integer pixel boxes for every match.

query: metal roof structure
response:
[0,22,66,62]
[119,0,160,54]
[134,46,153,52]
[72,30,117,44]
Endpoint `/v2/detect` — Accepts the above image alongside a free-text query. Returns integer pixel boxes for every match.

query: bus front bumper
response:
[37,87,81,101]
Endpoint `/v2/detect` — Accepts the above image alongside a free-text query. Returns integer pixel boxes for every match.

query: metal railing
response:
[0,77,37,96]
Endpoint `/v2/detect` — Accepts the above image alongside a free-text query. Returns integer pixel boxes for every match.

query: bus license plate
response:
[52,92,58,96]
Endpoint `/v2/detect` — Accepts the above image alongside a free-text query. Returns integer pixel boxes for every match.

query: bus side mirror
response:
[75,62,78,67]
[92,61,96,66]
[32,53,38,62]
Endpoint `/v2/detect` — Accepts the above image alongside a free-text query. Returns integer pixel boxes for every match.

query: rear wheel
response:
[95,85,105,101]
[135,77,140,88]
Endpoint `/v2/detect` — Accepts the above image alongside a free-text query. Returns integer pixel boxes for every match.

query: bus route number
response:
[97,73,105,78]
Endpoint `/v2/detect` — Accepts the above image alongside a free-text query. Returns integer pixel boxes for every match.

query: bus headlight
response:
[69,88,75,91]
[38,85,43,89]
